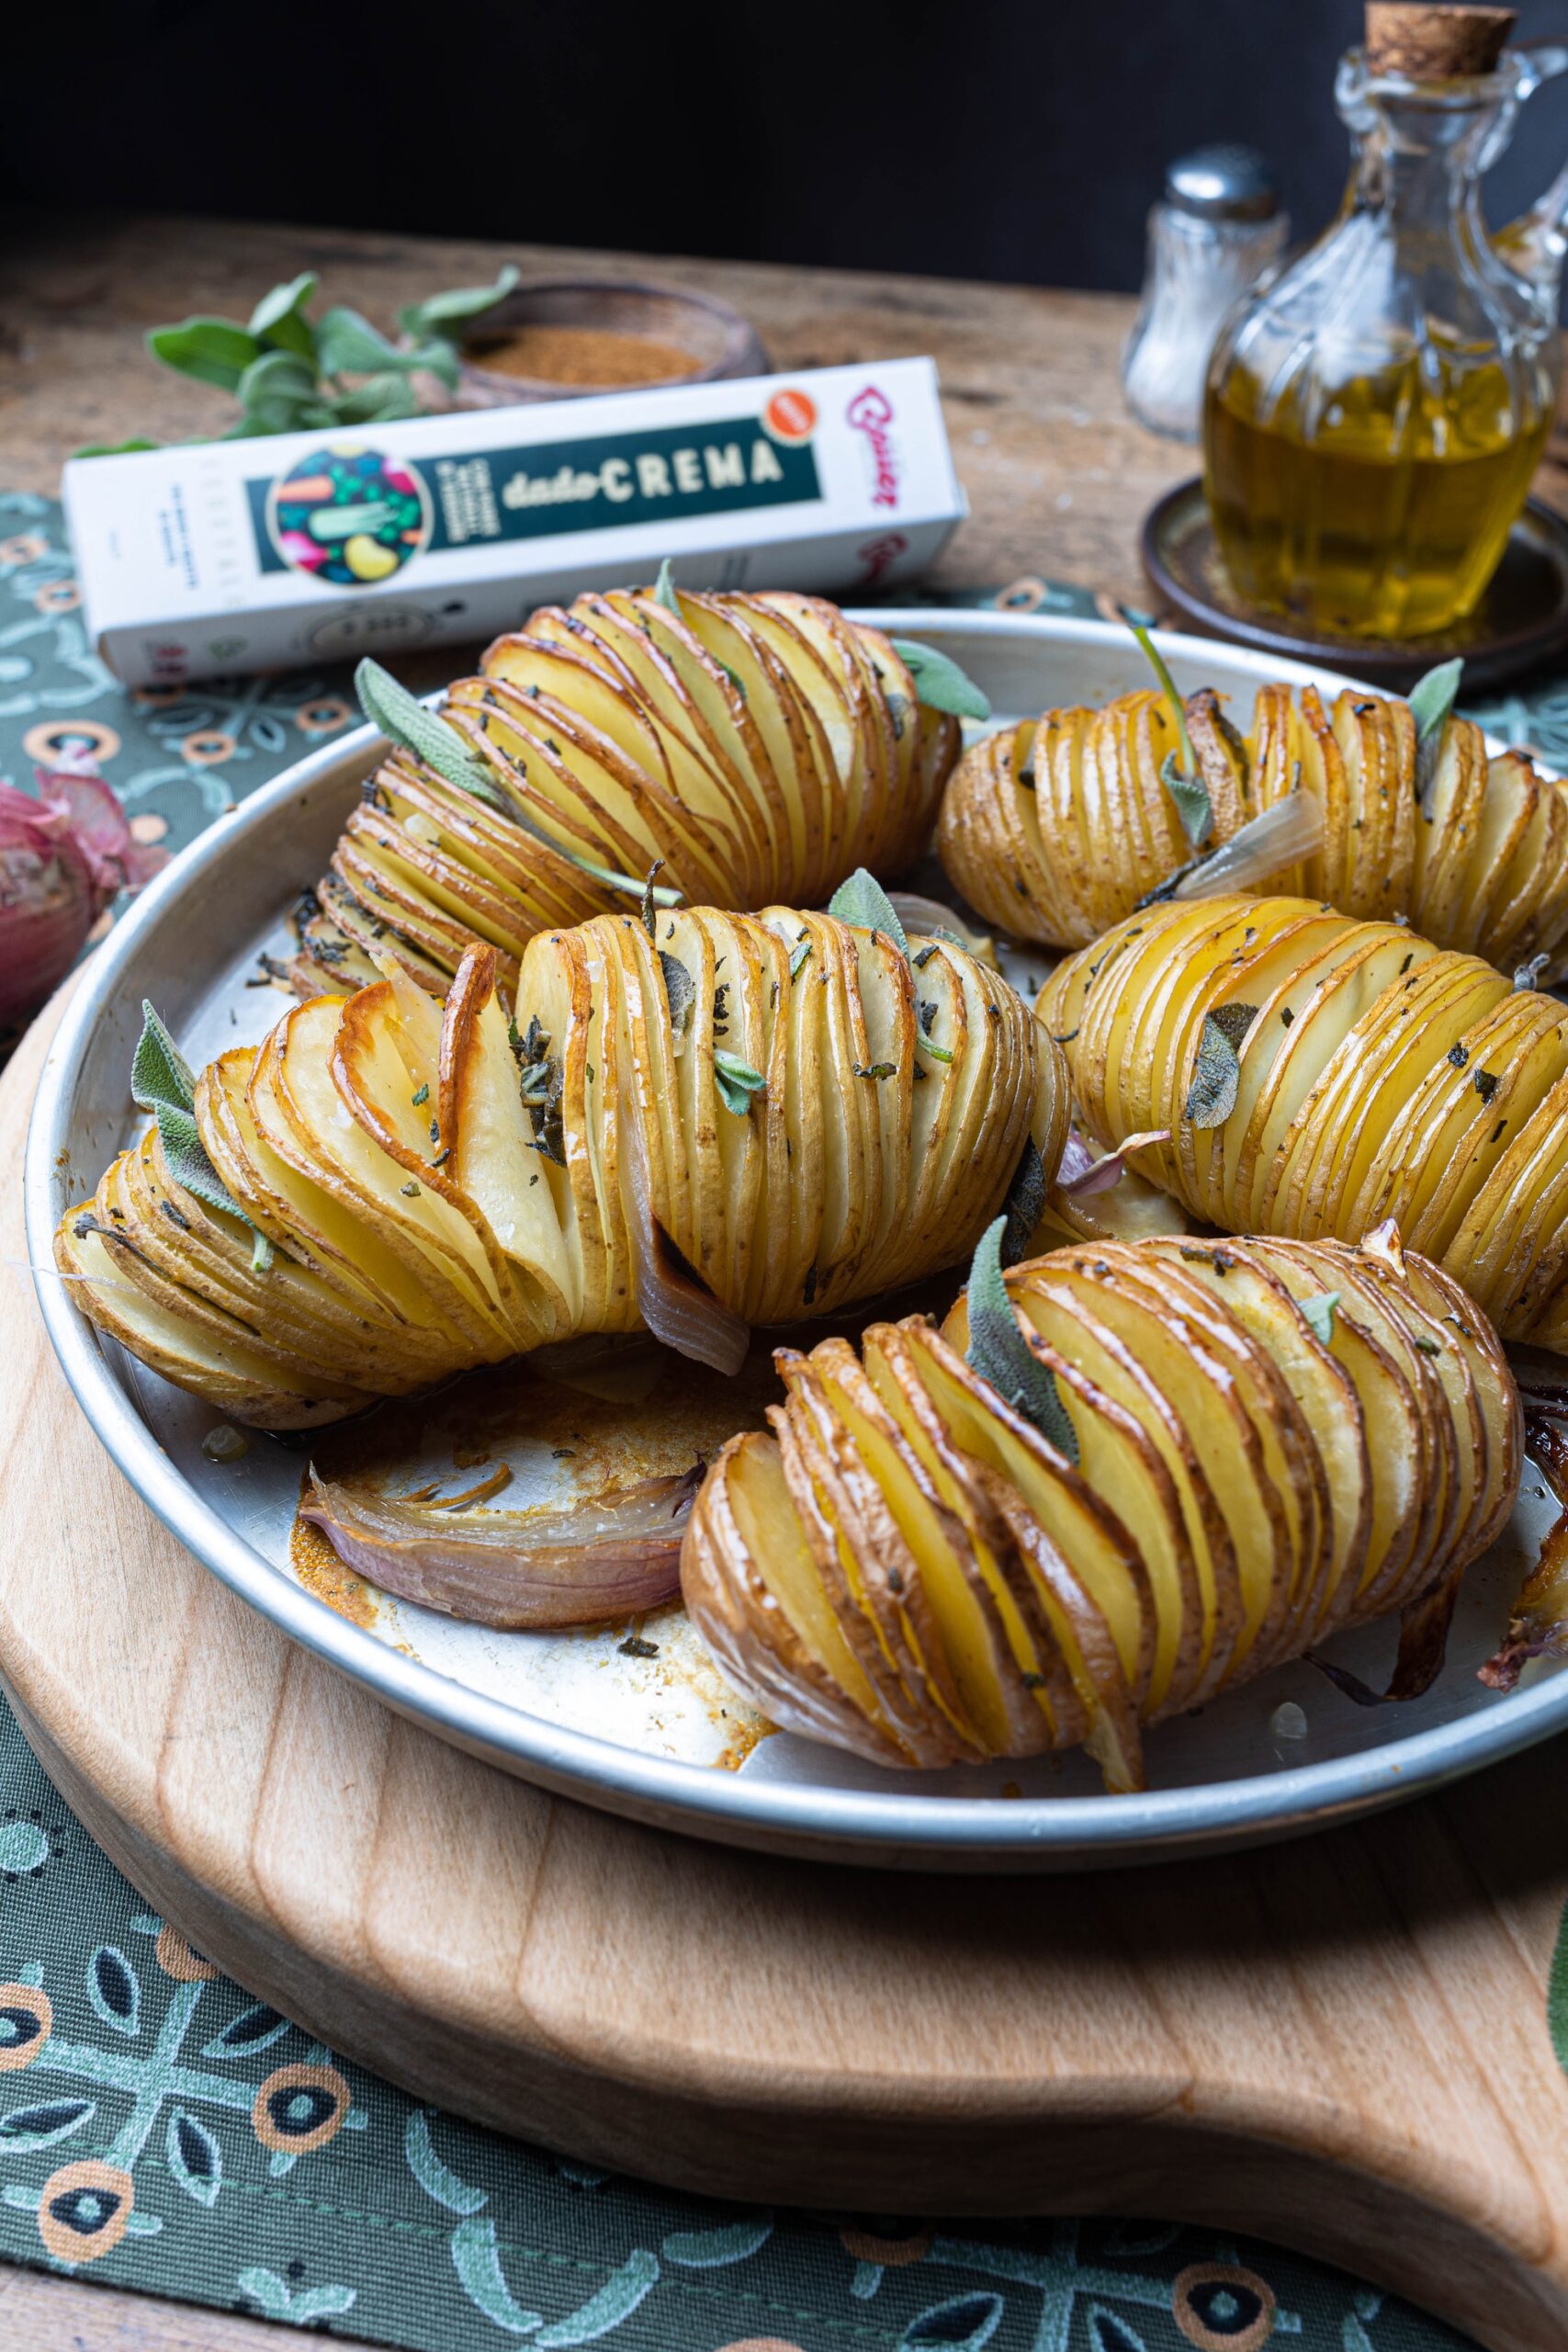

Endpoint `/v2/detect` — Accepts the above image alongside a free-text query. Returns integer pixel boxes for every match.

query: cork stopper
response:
[1365,4,1516,76]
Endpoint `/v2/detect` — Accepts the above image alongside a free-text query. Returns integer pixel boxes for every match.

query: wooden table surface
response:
[3,202,1564,2352]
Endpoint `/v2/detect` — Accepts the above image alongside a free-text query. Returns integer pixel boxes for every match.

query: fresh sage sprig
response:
[886,640,990,722]
[828,866,908,954]
[1298,1290,1340,1345]
[1120,605,1211,850]
[76,266,518,454]
[1409,656,1463,810]
[964,1217,1078,1461]
[713,1048,766,1116]
[354,660,682,910]
[654,559,682,616]
[132,1003,274,1272]
[1183,1004,1257,1129]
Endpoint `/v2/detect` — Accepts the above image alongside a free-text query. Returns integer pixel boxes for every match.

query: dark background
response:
[6,0,1568,289]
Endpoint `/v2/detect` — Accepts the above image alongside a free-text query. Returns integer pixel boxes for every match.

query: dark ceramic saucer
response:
[1142,477,1568,692]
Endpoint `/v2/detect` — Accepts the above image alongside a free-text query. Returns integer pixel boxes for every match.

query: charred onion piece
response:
[301,1463,703,1629]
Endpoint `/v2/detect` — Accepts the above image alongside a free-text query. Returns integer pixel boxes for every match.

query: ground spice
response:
[467,325,703,388]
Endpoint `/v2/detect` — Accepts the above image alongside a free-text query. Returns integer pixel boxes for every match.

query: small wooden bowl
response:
[457,277,768,406]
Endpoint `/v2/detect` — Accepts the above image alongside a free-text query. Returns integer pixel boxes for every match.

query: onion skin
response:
[301,1463,701,1629]
[0,762,166,1031]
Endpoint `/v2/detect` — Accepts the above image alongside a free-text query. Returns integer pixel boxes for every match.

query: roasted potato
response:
[1038,892,1568,1350]
[682,1232,1520,1788]
[293,587,959,997]
[57,910,1066,1429]
[939,676,1568,975]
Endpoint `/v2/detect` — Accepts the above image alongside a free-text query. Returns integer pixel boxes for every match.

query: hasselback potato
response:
[939,673,1568,975]
[682,1230,1520,1789]
[57,904,1065,1429]
[1038,892,1568,1349]
[292,586,959,999]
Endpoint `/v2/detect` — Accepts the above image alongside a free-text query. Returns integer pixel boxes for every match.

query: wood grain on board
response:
[9,972,1568,2352]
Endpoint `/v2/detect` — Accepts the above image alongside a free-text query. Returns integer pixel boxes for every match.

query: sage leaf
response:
[1298,1290,1340,1345]
[999,1136,1046,1267]
[132,1001,197,1116]
[133,1003,275,1264]
[1549,1898,1568,2076]
[660,952,695,1035]
[641,860,665,943]
[1160,750,1213,850]
[788,939,812,982]
[332,371,422,425]
[827,867,908,956]
[1410,656,1463,807]
[246,273,318,360]
[654,559,681,616]
[1515,952,1551,992]
[1120,606,1197,781]
[355,659,508,806]
[886,639,990,722]
[146,317,261,393]
[73,437,162,458]
[1184,1005,1257,1129]
[964,1218,1078,1462]
[154,1102,250,1226]
[713,1049,765,1116]
[399,266,519,338]
[314,305,403,377]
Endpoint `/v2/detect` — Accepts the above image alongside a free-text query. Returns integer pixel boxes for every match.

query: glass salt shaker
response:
[1122,144,1288,443]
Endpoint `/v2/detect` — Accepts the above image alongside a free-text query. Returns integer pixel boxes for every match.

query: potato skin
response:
[682,1233,1521,1788]
[55,910,1062,1429]
[939,678,1568,978]
[294,588,959,996]
[1039,892,1568,1352]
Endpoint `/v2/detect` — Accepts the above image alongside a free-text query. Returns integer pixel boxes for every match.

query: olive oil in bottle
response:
[1204,356,1551,639]
[1199,3,1563,642]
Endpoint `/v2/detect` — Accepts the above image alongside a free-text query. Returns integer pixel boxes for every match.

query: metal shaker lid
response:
[1166,144,1280,220]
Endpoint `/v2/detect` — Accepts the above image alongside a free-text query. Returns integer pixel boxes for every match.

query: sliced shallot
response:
[1057,1129,1171,1199]
[301,1462,702,1628]
[618,1096,750,1374]
[1170,790,1326,900]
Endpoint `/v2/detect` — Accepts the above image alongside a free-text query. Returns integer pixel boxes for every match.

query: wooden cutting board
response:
[7,984,1568,2352]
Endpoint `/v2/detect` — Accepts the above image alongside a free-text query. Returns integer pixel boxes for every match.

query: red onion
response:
[0,755,166,1030]
[1057,1128,1170,1200]
[301,1462,703,1628]
[618,1101,750,1375]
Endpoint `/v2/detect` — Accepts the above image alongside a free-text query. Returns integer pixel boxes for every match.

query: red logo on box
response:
[847,387,901,510]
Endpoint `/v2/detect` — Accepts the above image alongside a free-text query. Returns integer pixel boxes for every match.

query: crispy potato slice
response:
[682,1230,1517,1788]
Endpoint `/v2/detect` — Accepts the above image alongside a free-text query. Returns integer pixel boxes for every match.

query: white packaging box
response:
[62,357,965,687]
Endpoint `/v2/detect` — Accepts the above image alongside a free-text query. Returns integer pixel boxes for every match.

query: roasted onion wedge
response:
[682,1233,1520,1789]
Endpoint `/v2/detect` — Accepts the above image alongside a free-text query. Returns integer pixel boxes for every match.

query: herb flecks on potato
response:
[55,908,1066,1430]
[1039,892,1568,1351]
[681,1232,1520,1789]
[293,587,963,999]
[940,674,1568,978]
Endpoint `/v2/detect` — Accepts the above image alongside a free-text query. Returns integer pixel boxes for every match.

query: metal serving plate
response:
[24,610,1565,1870]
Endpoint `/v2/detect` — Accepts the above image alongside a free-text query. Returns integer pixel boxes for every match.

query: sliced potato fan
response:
[682,1231,1520,1789]
[1038,892,1568,1351]
[940,673,1568,975]
[293,586,960,997]
[56,908,1066,1429]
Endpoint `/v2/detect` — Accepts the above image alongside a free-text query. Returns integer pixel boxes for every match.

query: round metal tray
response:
[23,609,1564,1869]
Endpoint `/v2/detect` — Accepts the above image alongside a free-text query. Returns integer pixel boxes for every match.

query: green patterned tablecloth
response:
[0,486,1521,2350]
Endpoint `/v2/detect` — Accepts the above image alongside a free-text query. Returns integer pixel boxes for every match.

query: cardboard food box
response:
[63,358,965,687]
